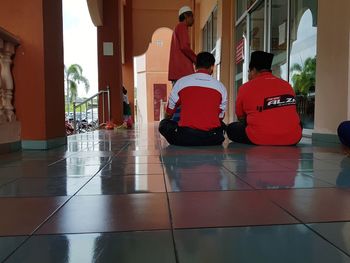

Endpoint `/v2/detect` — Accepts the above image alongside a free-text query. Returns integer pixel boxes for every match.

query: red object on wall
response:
[236,38,245,64]
[153,84,167,121]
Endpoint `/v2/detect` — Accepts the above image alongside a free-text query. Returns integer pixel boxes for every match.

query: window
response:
[270,0,288,80]
[202,7,218,54]
[289,0,318,129]
[236,0,258,20]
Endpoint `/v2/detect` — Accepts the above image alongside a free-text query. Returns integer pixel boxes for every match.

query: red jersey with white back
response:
[166,71,227,131]
[236,72,302,145]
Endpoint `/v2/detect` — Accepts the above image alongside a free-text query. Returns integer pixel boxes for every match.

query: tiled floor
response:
[1,125,350,262]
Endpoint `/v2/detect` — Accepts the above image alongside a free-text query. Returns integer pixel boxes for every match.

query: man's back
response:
[167,71,227,131]
[236,72,302,145]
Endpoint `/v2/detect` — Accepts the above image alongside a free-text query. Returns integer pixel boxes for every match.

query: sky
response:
[63,0,98,98]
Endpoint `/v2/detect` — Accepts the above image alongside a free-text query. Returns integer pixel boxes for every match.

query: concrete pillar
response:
[98,0,123,125]
[122,0,135,120]
[313,0,350,143]
[220,0,234,122]
[0,0,66,150]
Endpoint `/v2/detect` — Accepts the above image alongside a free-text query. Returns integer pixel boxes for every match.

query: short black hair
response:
[179,11,193,22]
[249,51,274,71]
[196,52,215,69]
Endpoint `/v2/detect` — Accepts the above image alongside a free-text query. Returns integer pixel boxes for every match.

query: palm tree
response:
[290,56,316,97]
[64,64,90,112]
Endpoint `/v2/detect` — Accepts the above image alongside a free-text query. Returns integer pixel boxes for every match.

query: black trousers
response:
[226,122,254,144]
[159,119,225,146]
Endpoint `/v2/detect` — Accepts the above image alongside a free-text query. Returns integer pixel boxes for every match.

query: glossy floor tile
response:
[234,171,333,189]
[303,169,350,187]
[37,194,171,234]
[0,197,68,236]
[308,222,350,255]
[165,169,252,192]
[0,236,27,262]
[1,127,350,261]
[174,225,350,263]
[100,163,164,176]
[169,191,297,228]
[0,177,89,197]
[0,164,102,178]
[5,231,176,263]
[77,174,166,195]
[265,188,350,223]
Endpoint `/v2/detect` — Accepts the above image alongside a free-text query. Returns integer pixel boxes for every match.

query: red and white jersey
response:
[166,70,227,131]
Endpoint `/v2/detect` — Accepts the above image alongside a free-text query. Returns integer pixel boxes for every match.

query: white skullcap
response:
[179,6,192,16]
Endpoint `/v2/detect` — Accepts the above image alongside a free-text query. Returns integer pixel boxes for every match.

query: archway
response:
[134,28,173,124]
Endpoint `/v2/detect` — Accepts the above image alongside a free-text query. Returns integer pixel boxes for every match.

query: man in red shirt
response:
[227,51,302,145]
[168,6,197,122]
[159,52,227,146]
[168,6,197,82]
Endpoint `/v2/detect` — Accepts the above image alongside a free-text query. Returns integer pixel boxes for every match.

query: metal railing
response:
[73,86,110,134]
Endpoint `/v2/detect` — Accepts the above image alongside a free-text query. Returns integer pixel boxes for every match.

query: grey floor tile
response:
[5,231,176,263]
[175,225,350,263]
[308,222,350,255]
[0,177,90,197]
[0,236,27,262]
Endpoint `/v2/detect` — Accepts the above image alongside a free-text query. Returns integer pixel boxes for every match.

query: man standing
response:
[227,51,302,145]
[159,52,227,146]
[168,6,197,82]
[168,6,197,122]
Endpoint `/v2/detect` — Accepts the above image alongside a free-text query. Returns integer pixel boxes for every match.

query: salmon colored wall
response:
[194,1,202,52]
[145,28,172,122]
[0,0,65,140]
[314,1,350,134]
[198,0,218,29]
[146,28,172,71]
[122,0,135,120]
[132,0,193,56]
[98,0,123,124]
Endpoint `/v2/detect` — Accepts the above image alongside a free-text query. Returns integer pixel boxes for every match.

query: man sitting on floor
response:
[159,52,227,146]
[227,51,302,145]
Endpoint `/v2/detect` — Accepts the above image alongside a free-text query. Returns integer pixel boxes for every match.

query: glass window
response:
[289,0,318,129]
[202,7,218,53]
[202,25,208,51]
[270,0,288,80]
[208,16,213,51]
[212,7,218,50]
[249,2,265,54]
[236,0,247,20]
[235,19,248,92]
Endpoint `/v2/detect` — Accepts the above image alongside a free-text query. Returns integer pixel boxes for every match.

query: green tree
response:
[64,64,90,109]
[290,56,316,96]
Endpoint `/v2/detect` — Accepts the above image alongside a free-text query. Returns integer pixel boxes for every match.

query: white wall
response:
[135,54,148,124]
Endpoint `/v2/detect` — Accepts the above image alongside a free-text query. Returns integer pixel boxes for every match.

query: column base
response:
[0,121,21,153]
[22,137,67,150]
[312,133,341,145]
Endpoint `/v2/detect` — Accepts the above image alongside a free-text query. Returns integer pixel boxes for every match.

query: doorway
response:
[153,84,167,121]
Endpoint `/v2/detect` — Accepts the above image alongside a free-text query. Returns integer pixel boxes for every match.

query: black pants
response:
[226,122,254,144]
[159,119,225,146]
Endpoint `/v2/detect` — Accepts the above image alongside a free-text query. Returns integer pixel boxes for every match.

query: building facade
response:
[0,0,349,152]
